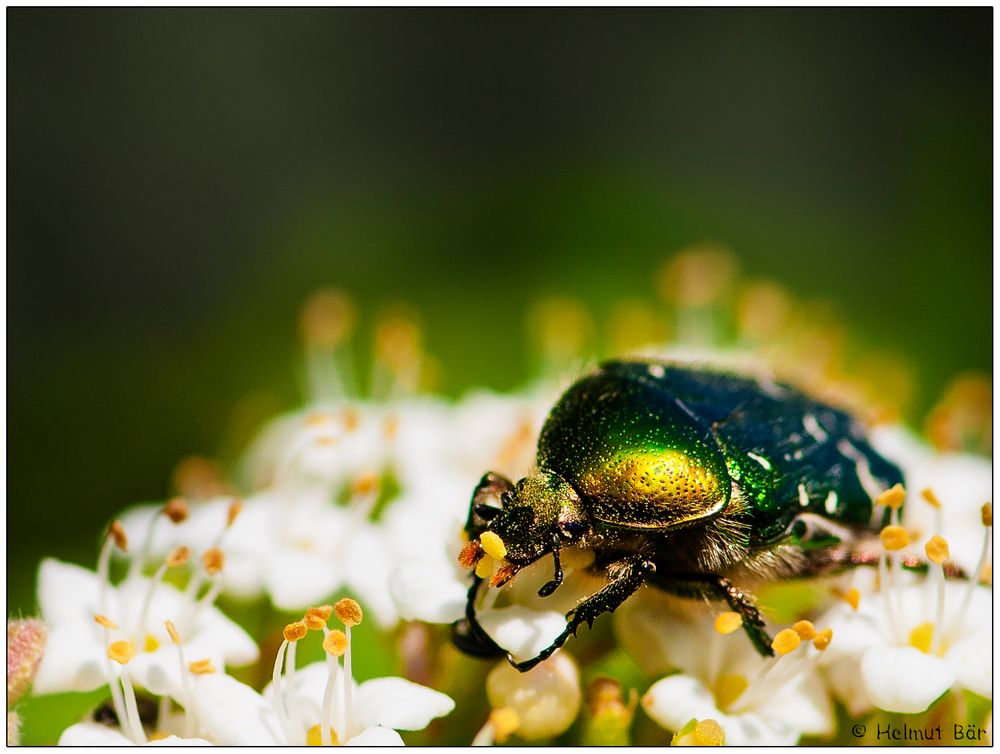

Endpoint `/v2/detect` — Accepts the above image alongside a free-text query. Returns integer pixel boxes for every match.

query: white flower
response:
[33,557,257,699]
[57,723,211,746]
[484,653,582,740]
[616,593,833,746]
[818,578,991,714]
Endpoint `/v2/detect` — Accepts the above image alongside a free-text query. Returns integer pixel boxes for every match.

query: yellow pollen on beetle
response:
[226,499,243,527]
[306,724,340,746]
[458,540,482,570]
[353,472,380,497]
[813,628,834,651]
[94,614,118,630]
[489,707,521,743]
[771,628,802,656]
[792,620,817,641]
[908,622,935,654]
[323,629,348,657]
[714,673,748,710]
[480,531,507,560]
[880,525,910,551]
[188,658,216,675]
[283,621,308,643]
[925,535,950,565]
[334,598,363,627]
[202,548,225,575]
[163,497,189,523]
[475,554,496,580]
[692,719,726,746]
[165,620,182,646]
[921,488,942,509]
[166,546,191,568]
[713,612,743,635]
[108,640,136,665]
[843,588,861,611]
[108,520,129,552]
[144,633,160,652]
[982,503,993,527]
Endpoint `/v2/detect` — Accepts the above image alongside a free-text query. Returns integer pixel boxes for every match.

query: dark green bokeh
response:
[8,8,990,618]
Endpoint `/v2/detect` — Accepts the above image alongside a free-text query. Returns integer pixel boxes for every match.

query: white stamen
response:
[185,578,223,633]
[470,719,497,746]
[119,667,147,744]
[96,536,115,618]
[321,629,340,747]
[824,491,838,515]
[99,623,132,742]
[128,510,163,584]
[931,560,946,655]
[271,640,296,745]
[342,625,354,739]
[878,549,903,645]
[946,524,992,644]
[797,484,809,508]
[136,562,169,641]
[803,414,828,443]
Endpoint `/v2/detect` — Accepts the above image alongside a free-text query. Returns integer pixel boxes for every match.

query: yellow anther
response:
[843,588,861,611]
[148,732,170,741]
[108,520,129,552]
[163,497,189,523]
[172,455,225,500]
[342,407,361,432]
[300,289,357,348]
[925,535,950,565]
[920,488,942,509]
[94,614,118,630]
[188,658,216,675]
[144,633,160,652]
[880,525,910,551]
[306,724,340,746]
[165,620,182,646]
[226,499,243,528]
[877,483,906,510]
[323,629,348,657]
[475,554,496,580]
[812,628,834,651]
[202,548,225,575]
[714,674,748,710]
[304,605,333,631]
[375,311,423,371]
[334,598,363,627]
[982,503,993,527]
[166,546,190,568]
[480,531,507,561]
[489,707,521,744]
[353,473,380,497]
[771,628,802,656]
[305,411,333,427]
[908,622,935,654]
[283,621,308,643]
[108,640,136,665]
[713,612,743,635]
[792,620,817,641]
[383,415,400,440]
[458,540,482,570]
[692,719,726,746]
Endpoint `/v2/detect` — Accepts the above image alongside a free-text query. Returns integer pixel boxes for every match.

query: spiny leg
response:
[509,553,656,672]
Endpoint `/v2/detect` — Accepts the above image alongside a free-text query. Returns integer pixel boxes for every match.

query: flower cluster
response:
[10,252,993,746]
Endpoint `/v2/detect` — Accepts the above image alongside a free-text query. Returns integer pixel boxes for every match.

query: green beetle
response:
[455,359,904,671]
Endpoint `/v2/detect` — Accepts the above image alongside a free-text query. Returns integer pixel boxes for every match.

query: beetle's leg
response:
[509,553,656,672]
[451,574,506,659]
[658,572,775,658]
[537,534,564,598]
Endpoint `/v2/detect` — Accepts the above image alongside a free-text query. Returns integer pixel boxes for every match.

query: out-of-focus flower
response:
[485,652,582,740]
[57,724,211,746]
[33,524,257,699]
[192,601,453,745]
[617,594,833,746]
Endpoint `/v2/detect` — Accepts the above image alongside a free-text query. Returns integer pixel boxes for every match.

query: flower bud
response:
[486,653,582,740]
[7,619,46,705]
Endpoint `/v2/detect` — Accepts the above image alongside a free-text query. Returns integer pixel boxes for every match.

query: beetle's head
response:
[460,469,590,588]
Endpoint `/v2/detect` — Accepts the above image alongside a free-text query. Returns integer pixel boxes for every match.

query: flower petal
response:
[191,672,284,745]
[346,725,406,746]
[860,646,955,713]
[641,674,719,733]
[33,625,109,694]
[477,606,567,662]
[37,559,101,628]
[389,562,467,624]
[58,722,134,745]
[356,677,455,731]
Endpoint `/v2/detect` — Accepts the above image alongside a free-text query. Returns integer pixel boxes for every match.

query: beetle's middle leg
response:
[508,552,656,672]
[654,571,775,658]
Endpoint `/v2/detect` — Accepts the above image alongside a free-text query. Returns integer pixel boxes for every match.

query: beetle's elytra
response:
[454,359,904,671]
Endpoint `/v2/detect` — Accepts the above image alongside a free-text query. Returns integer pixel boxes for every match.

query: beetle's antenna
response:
[538,536,564,598]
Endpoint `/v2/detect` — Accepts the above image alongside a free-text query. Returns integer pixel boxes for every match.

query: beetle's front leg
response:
[451,574,506,659]
[508,553,656,672]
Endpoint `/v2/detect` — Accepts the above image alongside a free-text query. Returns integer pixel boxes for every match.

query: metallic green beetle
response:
[455,359,904,671]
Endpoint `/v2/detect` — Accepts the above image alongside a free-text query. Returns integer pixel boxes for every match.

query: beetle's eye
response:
[500,491,513,507]
[473,503,501,521]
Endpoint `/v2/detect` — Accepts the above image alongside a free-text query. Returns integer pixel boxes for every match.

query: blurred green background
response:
[8,8,991,618]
